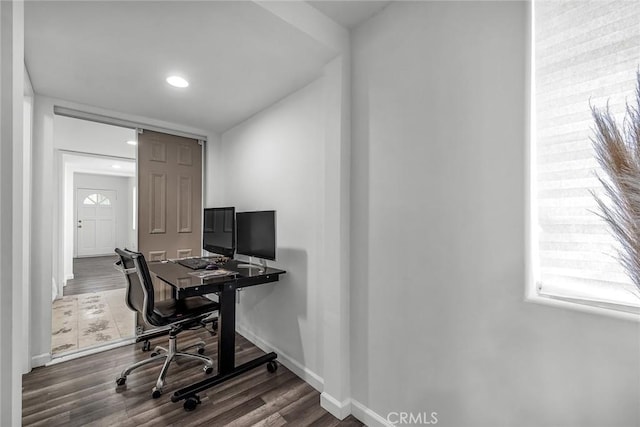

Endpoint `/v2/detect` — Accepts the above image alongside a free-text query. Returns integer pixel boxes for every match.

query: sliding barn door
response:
[138,130,202,306]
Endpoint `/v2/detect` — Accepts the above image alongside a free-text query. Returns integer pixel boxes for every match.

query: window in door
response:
[83,193,112,206]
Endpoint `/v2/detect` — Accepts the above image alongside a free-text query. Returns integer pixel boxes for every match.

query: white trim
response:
[59,148,135,162]
[351,399,394,427]
[320,392,351,420]
[526,0,640,320]
[524,0,537,310]
[525,3,639,324]
[200,140,206,256]
[235,323,324,392]
[46,337,135,366]
[525,294,640,323]
[31,353,51,368]
[22,76,34,376]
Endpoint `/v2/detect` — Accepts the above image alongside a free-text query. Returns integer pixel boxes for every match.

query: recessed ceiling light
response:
[166,75,189,88]
[112,164,122,169]
[126,140,137,146]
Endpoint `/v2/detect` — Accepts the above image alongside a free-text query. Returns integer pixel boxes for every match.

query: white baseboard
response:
[31,352,51,368]
[235,323,324,392]
[321,392,352,420]
[235,324,389,426]
[351,399,393,427]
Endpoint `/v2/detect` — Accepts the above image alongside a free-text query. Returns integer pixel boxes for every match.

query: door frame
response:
[56,150,137,299]
[75,187,117,258]
[29,101,213,369]
[55,140,206,317]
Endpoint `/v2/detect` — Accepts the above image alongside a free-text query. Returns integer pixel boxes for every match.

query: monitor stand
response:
[237,257,267,273]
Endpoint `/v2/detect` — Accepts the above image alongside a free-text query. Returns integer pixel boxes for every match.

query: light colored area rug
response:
[51,288,135,356]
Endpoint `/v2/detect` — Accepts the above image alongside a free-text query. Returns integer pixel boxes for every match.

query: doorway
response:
[51,116,138,358]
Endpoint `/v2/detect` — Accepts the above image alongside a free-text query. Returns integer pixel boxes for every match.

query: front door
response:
[76,188,117,257]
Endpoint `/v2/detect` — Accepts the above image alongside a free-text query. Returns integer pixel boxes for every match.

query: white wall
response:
[54,115,136,158]
[31,95,55,366]
[22,65,34,373]
[73,173,131,256]
[217,78,326,384]
[350,2,640,427]
[0,1,25,424]
[127,176,136,251]
[63,161,73,284]
[204,132,223,210]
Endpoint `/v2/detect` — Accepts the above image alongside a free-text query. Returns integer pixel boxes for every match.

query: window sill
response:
[525,293,640,322]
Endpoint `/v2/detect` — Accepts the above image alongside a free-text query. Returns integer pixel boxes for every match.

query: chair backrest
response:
[114,248,162,327]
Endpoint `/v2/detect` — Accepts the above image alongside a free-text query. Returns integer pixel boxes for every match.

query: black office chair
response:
[114,248,219,398]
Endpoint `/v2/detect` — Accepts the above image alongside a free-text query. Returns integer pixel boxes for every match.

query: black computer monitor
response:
[236,210,276,261]
[203,207,235,257]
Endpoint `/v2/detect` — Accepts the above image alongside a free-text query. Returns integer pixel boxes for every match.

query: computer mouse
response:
[205,264,219,270]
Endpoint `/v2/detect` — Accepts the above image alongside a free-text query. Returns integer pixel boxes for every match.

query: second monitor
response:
[236,210,276,268]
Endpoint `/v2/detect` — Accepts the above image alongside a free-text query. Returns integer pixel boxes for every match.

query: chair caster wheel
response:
[151,388,162,399]
[150,352,158,357]
[116,377,126,386]
[204,366,213,375]
[197,347,205,355]
[142,340,151,352]
[184,396,201,412]
[267,361,278,373]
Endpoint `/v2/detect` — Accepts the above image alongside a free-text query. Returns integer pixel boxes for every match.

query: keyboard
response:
[177,258,212,270]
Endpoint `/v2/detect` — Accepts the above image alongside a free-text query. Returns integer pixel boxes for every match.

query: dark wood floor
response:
[64,255,126,296]
[23,329,363,427]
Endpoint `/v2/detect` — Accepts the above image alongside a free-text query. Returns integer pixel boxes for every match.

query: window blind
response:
[534,0,640,311]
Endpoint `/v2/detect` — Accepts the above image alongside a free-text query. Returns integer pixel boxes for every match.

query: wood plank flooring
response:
[23,329,363,427]
[64,255,127,296]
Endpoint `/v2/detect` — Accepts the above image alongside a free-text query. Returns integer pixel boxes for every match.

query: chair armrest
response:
[113,260,137,274]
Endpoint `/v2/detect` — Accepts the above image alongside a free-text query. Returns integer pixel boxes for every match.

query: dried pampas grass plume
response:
[591,72,640,292]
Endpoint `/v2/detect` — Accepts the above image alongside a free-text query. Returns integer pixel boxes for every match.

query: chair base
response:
[116,333,213,398]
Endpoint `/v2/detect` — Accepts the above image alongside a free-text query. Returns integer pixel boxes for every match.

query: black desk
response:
[147,259,286,410]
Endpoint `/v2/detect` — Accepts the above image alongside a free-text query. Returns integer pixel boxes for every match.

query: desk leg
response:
[170,283,278,410]
[171,352,277,408]
[218,283,236,375]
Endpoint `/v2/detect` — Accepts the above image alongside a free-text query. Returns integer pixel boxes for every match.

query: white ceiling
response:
[25,1,336,133]
[24,1,389,134]
[307,1,391,29]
